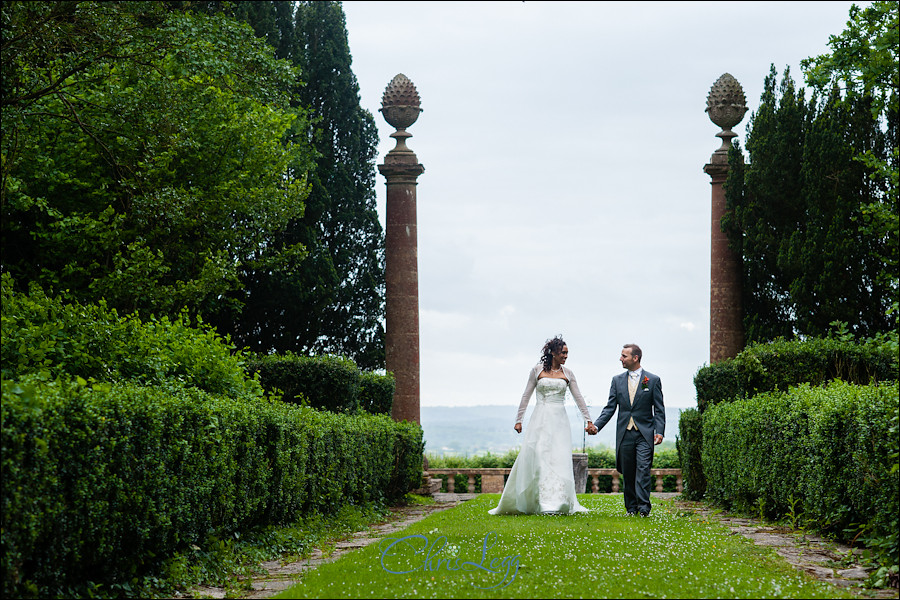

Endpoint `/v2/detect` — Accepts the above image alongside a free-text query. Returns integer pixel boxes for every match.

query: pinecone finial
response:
[380,74,423,131]
[706,73,747,131]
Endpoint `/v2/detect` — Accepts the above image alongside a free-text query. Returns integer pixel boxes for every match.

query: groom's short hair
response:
[623,343,642,362]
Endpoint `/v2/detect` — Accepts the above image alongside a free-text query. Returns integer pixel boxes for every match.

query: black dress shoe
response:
[626,511,637,516]
[639,511,650,517]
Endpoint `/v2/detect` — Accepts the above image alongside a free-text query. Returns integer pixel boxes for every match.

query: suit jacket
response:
[593,369,665,472]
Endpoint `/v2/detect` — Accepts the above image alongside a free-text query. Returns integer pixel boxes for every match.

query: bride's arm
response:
[566,368,592,422]
[514,366,539,425]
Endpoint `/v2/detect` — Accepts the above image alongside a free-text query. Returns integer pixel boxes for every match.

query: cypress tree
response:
[291,1,384,369]
[205,1,385,369]
[724,66,892,341]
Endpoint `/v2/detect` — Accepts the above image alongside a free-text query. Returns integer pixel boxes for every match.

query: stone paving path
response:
[671,498,898,599]
[186,494,898,599]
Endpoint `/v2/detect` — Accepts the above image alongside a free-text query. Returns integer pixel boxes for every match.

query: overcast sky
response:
[340,1,859,413]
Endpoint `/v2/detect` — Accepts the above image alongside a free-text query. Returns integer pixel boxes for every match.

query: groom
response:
[587,344,665,516]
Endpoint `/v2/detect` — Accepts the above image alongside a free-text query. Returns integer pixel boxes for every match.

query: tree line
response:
[723,1,897,343]
[3,1,896,371]
[1,0,385,368]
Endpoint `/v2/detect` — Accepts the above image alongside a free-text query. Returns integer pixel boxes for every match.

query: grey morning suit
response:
[593,369,665,515]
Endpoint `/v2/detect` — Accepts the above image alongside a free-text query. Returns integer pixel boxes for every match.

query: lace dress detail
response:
[488,377,590,515]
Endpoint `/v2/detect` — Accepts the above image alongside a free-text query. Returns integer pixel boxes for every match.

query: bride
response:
[489,336,595,515]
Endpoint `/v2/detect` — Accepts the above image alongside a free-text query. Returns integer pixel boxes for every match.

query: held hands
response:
[585,423,598,435]
[514,423,522,434]
[654,434,663,445]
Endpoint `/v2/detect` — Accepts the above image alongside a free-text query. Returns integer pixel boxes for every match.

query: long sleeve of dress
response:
[565,367,592,422]
[514,365,540,424]
[515,365,592,424]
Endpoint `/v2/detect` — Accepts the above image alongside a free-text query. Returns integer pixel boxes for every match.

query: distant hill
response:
[420,404,686,456]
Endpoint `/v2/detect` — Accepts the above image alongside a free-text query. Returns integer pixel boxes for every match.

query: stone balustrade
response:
[425,468,682,494]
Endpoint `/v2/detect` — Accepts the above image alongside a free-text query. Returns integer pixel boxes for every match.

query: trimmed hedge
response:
[359,370,395,415]
[676,408,706,500]
[245,353,394,415]
[0,273,415,596]
[1,375,423,598]
[702,380,899,564]
[694,337,898,413]
[683,337,898,507]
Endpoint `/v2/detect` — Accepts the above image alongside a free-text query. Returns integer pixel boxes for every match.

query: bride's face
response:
[554,345,569,365]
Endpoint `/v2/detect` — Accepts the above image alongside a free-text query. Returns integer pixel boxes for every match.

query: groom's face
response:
[620,348,639,370]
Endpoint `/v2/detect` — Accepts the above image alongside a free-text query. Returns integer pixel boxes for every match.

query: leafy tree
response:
[801,1,898,323]
[204,1,386,369]
[1,1,315,319]
[802,2,898,138]
[723,66,892,341]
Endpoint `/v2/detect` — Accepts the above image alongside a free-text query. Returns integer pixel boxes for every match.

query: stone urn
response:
[572,453,589,494]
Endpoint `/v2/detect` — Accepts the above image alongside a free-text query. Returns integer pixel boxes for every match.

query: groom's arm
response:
[652,376,665,444]
[593,379,618,431]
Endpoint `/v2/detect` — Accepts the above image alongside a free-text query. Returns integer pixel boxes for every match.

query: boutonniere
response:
[641,376,649,391]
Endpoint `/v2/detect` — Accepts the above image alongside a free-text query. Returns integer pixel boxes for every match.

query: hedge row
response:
[693,337,898,412]
[1,375,424,598]
[675,408,705,500]
[245,353,394,415]
[702,380,898,563]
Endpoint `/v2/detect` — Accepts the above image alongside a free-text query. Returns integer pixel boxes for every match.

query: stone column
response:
[378,74,425,424]
[704,73,747,363]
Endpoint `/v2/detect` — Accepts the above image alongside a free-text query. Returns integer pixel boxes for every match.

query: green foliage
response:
[0,277,421,596]
[687,335,896,507]
[803,2,898,120]
[1,2,315,321]
[358,370,395,415]
[2,1,167,108]
[1,375,423,598]
[424,447,681,494]
[1,274,260,399]
[206,1,386,369]
[676,408,706,500]
[246,352,394,414]
[426,449,519,470]
[693,336,898,413]
[702,381,899,568]
[723,65,895,342]
[801,1,899,322]
[247,352,359,412]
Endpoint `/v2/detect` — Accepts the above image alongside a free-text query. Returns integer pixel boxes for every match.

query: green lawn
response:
[274,495,853,599]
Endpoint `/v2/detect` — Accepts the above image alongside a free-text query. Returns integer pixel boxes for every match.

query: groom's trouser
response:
[620,428,654,514]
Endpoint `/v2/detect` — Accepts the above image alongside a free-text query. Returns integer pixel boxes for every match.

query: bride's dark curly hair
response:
[540,335,566,372]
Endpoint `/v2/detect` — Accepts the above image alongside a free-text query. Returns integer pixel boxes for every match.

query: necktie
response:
[627,374,638,430]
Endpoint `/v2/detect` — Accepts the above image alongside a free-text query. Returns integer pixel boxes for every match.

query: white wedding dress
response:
[489,376,590,515]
